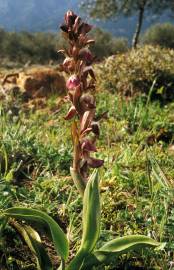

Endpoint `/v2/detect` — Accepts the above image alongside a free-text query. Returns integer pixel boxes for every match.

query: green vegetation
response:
[0,28,128,66]
[142,23,174,49]
[96,45,174,101]
[1,10,174,266]
[81,0,173,48]
[0,30,58,64]
[90,28,128,59]
[0,49,174,268]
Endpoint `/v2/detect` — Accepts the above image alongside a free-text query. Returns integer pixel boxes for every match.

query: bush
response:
[96,45,174,101]
[0,30,59,64]
[90,28,128,59]
[142,23,174,49]
[0,28,128,64]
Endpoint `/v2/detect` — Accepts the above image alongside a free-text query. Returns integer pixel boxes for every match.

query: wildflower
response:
[66,75,80,90]
[63,57,75,73]
[79,48,94,64]
[64,10,77,28]
[64,106,77,120]
[60,10,104,185]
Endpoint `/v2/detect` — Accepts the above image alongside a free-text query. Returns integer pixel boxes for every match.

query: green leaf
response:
[148,150,171,188]
[12,221,53,270]
[98,235,160,253]
[4,207,69,261]
[4,168,14,182]
[58,260,65,270]
[0,215,8,234]
[80,169,100,252]
[82,235,162,269]
[66,170,100,270]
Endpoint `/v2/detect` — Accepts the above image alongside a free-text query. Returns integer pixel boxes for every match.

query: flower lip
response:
[64,106,77,120]
[87,157,104,168]
[91,122,100,136]
[66,75,80,90]
[81,139,97,152]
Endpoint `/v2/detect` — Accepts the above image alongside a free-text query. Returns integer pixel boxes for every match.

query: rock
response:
[17,67,66,98]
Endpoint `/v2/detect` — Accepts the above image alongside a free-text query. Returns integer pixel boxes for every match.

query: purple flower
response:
[78,23,93,34]
[81,139,97,152]
[63,57,75,73]
[64,106,77,120]
[66,75,80,90]
[87,157,104,168]
[79,48,94,64]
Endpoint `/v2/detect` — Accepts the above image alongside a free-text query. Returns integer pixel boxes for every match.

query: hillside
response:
[0,0,172,39]
[0,0,78,31]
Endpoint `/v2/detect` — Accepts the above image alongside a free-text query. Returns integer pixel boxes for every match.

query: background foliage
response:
[96,45,174,101]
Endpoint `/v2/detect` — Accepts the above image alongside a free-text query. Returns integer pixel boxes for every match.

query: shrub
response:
[90,28,128,59]
[96,45,174,101]
[0,30,59,64]
[142,23,174,49]
[0,27,128,65]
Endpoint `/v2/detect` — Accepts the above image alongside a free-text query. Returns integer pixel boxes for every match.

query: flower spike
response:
[59,10,104,192]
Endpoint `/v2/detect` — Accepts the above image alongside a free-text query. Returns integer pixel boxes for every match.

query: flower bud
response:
[72,46,79,58]
[66,75,80,90]
[64,10,77,28]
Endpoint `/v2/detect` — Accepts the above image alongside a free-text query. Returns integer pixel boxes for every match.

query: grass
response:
[0,73,174,269]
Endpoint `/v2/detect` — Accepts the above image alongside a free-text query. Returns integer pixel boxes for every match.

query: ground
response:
[0,63,174,270]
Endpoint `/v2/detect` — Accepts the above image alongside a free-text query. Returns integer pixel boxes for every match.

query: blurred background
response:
[0,0,173,65]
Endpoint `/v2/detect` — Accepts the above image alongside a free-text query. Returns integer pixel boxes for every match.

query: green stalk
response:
[66,249,86,270]
[70,167,86,196]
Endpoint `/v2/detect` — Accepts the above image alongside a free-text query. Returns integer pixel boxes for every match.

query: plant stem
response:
[66,249,86,270]
[70,167,86,196]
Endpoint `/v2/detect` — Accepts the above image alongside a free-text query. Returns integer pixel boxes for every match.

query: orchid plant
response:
[0,10,164,270]
[59,10,104,195]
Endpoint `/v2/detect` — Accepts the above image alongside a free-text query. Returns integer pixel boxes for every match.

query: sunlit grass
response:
[0,88,174,269]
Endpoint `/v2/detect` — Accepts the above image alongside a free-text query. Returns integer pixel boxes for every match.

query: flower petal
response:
[81,139,97,152]
[63,57,75,73]
[83,66,96,80]
[64,106,77,120]
[80,94,96,112]
[79,48,93,64]
[91,122,100,136]
[87,157,104,168]
[73,16,82,33]
[65,10,77,27]
[86,39,95,45]
[78,23,93,34]
[60,24,68,33]
[80,110,94,133]
[73,84,81,108]
[66,75,80,90]
[80,127,93,137]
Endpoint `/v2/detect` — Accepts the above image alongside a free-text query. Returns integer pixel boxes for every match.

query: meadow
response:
[0,43,174,269]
